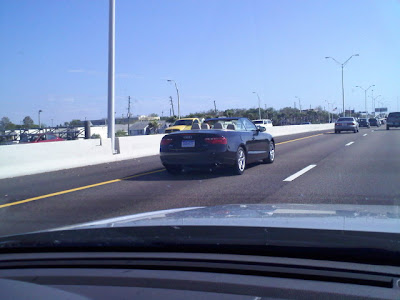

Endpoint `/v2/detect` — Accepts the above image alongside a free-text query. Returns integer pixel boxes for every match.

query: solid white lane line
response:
[345,141,354,146]
[363,134,367,136]
[283,165,317,182]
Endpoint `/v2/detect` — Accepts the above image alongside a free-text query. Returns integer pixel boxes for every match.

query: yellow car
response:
[165,118,201,133]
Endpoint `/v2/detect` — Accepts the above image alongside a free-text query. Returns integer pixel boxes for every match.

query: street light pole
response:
[167,80,180,119]
[325,100,332,123]
[253,92,262,119]
[371,93,381,116]
[355,85,374,118]
[325,54,359,117]
[107,0,116,153]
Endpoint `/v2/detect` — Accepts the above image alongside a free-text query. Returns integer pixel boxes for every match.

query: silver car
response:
[335,117,359,133]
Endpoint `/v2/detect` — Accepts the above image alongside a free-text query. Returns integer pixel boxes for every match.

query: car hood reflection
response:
[54,204,400,234]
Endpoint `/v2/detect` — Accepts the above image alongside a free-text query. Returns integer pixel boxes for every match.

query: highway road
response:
[0,127,399,237]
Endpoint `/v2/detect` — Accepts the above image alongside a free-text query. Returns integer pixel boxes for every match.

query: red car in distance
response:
[19,133,65,143]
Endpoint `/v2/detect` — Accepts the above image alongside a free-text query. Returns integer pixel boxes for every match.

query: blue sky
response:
[1,0,399,125]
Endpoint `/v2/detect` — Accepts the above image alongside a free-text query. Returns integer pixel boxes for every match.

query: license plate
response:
[181,140,195,147]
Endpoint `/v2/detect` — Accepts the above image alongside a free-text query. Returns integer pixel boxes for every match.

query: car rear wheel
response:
[263,141,275,164]
[233,147,246,175]
[387,126,390,130]
[164,164,182,175]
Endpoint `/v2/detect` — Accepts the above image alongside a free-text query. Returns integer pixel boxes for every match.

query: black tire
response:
[335,130,338,134]
[164,164,182,175]
[232,146,246,175]
[387,126,390,130]
[353,129,357,133]
[263,141,275,164]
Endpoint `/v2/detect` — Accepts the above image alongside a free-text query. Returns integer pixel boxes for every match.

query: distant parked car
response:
[301,122,312,125]
[368,118,380,127]
[358,118,370,128]
[334,117,359,133]
[252,119,273,129]
[20,133,65,143]
[386,112,400,130]
[164,118,201,133]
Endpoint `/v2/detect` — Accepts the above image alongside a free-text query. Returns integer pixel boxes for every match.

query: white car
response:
[252,119,273,128]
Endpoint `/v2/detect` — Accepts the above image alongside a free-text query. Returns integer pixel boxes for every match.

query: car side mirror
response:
[256,126,266,132]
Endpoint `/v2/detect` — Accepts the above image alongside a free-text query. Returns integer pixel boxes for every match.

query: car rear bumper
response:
[160,151,235,167]
[335,125,357,131]
[387,123,400,128]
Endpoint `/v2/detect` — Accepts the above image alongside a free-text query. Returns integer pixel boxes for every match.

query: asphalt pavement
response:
[0,127,399,236]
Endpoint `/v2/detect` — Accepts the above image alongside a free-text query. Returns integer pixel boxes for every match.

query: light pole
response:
[167,79,180,119]
[38,110,42,128]
[371,93,381,117]
[264,104,268,119]
[355,85,374,118]
[295,96,301,111]
[295,96,302,123]
[325,54,359,117]
[252,92,262,120]
[107,0,116,153]
[325,100,332,123]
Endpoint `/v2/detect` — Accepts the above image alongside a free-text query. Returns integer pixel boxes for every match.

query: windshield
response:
[388,112,400,118]
[19,134,39,143]
[0,0,399,259]
[173,120,193,126]
[337,118,354,122]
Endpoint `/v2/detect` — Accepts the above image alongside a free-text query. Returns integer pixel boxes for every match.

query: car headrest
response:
[191,123,201,130]
[213,122,223,129]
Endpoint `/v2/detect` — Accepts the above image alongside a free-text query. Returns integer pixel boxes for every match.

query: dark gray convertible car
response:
[160,117,275,175]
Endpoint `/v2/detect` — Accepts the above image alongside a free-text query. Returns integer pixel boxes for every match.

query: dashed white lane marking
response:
[345,141,354,146]
[283,164,317,182]
[363,134,367,136]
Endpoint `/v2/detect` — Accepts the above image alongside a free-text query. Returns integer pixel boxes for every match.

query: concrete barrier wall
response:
[0,124,333,179]
[265,123,334,137]
[0,138,114,179]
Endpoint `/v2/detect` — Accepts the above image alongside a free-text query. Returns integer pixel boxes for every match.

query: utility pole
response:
[169,96,175,116]
[127,96,131,136]
[38,110,42,128]
[213,100,217,115]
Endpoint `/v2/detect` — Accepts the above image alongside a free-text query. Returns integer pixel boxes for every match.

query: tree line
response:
[168,106,343,125]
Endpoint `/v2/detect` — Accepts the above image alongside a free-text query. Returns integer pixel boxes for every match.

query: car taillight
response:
[204,137,227,144]
[335,123,340,126]
[160,138,173,145]
[347,122,355,125]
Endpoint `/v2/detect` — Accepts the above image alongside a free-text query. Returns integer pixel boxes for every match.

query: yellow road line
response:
[276,133,324,145]
[0,169,165,209]
[1,132,328,209]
